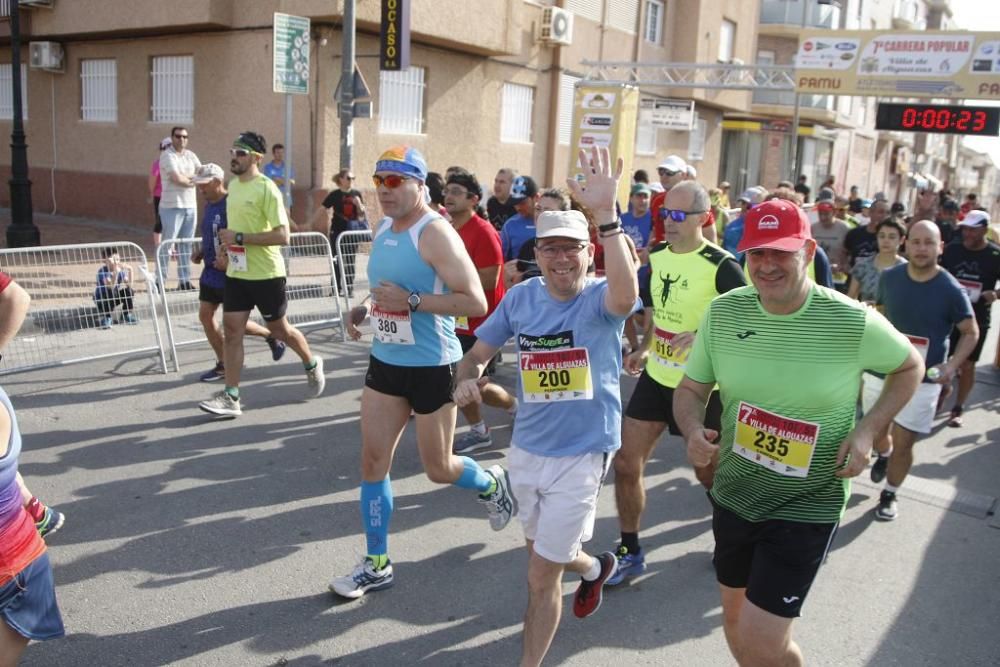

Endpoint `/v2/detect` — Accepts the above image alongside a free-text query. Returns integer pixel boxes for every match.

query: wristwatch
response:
[598,220,621,233]
[407,291,421,312]
[235,232,244,245]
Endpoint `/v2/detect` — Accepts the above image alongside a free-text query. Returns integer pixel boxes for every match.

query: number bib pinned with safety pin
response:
[519,347,593,402]
[733,402,821,478]
[371,304,415,345]
[652,327,687,370]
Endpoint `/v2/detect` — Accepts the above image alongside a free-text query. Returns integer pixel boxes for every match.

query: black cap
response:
[509,175,538,203]
[942,199,960,212]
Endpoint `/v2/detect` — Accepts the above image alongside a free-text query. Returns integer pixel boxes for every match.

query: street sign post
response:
[273,13,311,209]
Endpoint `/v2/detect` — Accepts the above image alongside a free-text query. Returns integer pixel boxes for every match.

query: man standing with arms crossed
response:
[454,147,639,667]
[674,199,922,667]
[330,146,512,600]
[158,126,201,291]
[864,221,978,520]
[609,180,745,585]
[486,168,518,231]
[197,132,325,417]
[443,171,517,454]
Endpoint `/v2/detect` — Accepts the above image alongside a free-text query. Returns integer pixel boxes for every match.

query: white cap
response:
[686,165,698,179]
[657,155,687,174]
[193,163,225,184]
[535,210,590,242]
[958,210,990,228]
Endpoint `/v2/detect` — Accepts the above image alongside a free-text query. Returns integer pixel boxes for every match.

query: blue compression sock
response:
[453,456,494,494]
[360,477,393,557]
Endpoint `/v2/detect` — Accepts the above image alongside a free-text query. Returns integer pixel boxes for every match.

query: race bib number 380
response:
[519,347,593,402]
[733,401,821,478]
[371,304,415,345]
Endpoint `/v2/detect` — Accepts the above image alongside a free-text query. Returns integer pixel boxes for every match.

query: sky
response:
[950,0,1000,165]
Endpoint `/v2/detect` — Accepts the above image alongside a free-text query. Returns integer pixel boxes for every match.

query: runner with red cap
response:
[672,199,923,666]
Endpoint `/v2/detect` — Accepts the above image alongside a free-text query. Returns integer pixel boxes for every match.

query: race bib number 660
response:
[519,347,593,402]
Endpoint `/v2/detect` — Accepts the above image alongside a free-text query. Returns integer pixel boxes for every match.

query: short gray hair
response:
[671,180,710,213]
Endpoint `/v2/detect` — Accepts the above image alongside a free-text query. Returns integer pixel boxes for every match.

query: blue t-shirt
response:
[500,214,536,262]
[877,264,973,374]
[200,197,227,289]
[95,266,127,288]
[622,210,653,284]
[722,216,745,259]
[475,277,638,457]
[262,161,294,183]
[368,214,462,367]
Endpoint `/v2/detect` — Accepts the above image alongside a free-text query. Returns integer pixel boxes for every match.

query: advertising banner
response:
[568,85,639,206]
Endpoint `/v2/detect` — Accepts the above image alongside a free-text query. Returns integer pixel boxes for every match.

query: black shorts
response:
[199,283,226,305]
[711,500,838,618]
[458,333,497,377]
[365,355,456,414]
[625,369,723,436]
[223,276,288,322]
[949,321,989,363]
[153,196,162,233]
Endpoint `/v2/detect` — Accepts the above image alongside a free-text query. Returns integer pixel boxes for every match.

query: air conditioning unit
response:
[21,0,55,8]
[538,7,573,46]
[29,42,64,72]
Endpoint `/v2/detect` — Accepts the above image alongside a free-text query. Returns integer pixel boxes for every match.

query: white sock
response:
[507,398,519,416]
[582,556,602,581]
[470,421,488,436]
[885,483,900,494]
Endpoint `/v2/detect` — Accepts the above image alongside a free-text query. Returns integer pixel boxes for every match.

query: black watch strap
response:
[598,220,621,232]
[235,232,244,245]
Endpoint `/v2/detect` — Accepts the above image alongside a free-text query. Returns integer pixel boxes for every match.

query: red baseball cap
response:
[815,200,834,212]
[737,199,812,253]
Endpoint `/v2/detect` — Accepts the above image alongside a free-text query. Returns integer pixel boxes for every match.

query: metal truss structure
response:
[580,60,797,91]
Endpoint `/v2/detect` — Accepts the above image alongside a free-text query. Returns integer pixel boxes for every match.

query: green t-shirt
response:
[225,175,288,280]
[646,241,745,388]
[684,284,911,523]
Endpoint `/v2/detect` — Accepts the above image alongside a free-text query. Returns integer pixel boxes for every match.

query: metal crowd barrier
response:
[334,229,374,329]
[155,232,343,370]
[0,242,168,375]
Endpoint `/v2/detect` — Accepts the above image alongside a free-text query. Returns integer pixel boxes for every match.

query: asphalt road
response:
[6,324,1000,667]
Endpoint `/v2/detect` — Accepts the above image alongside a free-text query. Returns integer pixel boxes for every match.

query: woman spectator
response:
[147,138,170,248]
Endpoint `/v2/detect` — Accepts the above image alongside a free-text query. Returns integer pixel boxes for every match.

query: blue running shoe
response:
[606,545,646,586]
[266,336,287,361]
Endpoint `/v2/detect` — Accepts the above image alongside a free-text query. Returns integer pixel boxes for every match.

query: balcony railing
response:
[752,89,836,112]
[760,0,841,29]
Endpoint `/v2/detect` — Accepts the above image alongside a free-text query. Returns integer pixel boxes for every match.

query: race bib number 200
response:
[519,347,593,402]
[733,402,821,478]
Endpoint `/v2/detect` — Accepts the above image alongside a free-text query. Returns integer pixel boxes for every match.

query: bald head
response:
[908,219,940,243]
[664,180,710,213]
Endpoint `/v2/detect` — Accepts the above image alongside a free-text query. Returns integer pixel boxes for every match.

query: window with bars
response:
[557,73,580,146]
[501,82,534,144]
[0,64,28,120]
[151,55,193,124]
[644,0,664,44]
[81,59,117,122]
[378,67,426,135]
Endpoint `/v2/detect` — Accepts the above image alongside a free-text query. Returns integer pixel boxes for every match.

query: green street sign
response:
[273,13,310,95]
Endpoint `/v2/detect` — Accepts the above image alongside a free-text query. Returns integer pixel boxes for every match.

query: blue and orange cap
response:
[374,145,428,182]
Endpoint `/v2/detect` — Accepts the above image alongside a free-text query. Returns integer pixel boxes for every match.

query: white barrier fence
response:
[155,232,344,370]
[334,229,373,316]
[0,242,168,375]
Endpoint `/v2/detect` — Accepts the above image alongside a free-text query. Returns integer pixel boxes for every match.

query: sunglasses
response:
[372,174,411,189]
[230,148,252,158]
[661,208,707,222]
[658,169,680,177]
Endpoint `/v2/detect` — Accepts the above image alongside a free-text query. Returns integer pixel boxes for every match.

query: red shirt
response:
[0,272,10,293]
[455,213,505,334]
[650,190,715,244]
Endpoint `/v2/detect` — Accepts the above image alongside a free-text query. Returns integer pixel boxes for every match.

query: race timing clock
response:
[875,103,1000,136]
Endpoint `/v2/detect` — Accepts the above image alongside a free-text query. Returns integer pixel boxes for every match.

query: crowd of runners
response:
[1,134,997,666]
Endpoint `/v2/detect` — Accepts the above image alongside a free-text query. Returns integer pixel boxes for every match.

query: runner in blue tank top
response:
[331,146,517,600]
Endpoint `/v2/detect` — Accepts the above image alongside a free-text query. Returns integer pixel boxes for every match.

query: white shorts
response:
[508,446,613,564]
[861,373,941,434]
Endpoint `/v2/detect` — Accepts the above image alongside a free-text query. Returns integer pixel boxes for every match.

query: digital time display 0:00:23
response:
[876,103,1000,136]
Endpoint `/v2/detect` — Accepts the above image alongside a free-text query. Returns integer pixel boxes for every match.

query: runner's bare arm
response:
[414,220,487,317]
[453,339,502,407]
[218,225,290,247]
[835,346,923,478]
[931,316,979,384]
[0,280,30,348]
[624,309,655,375]
[673,376,720,468]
